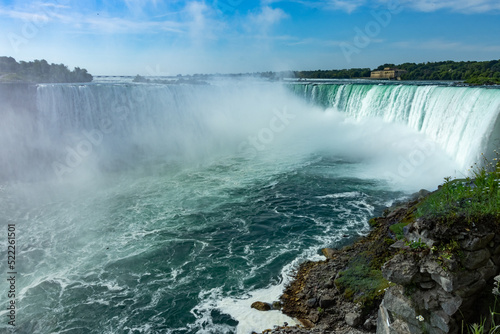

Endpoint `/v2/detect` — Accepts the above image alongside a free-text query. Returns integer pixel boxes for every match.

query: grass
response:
[389,222,409,239]
[334,252,392,308]
[415,152,500,225]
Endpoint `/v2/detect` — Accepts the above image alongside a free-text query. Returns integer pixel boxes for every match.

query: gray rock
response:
[460,233,495,251]
[363,318,373,331]
[383,286,417,324]
[413,189,431,201]
[420,290,439,310]
[322,248,336,259]
[306,298,317,307]
[309,310,319,323]
[460,248,491,270]
[492,253,500,266]
[440,295,462,316]
[430,310,450,332]
[390,239,410,250]
[430,273,454,292]
[382,254,419,285]
[376,301,390,334]
[345,312,362,327]
[456,279,486,298]
[406,229,436,248]
[478,259,498,281]
[419,281,436,290]
[428,326,447,334]
[319,295,335,308]
[455,270,481,289]
[251,301,271,311]
[420,258,445,276]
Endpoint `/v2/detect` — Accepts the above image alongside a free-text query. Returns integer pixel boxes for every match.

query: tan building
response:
[370,68,407,80]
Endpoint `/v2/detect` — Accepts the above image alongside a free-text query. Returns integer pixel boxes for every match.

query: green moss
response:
[389,222,409,239]
[385,238,396,245]
[369,217,380,227]
[334,253,391,308]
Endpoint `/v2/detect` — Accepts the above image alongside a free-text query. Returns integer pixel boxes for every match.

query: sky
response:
[0,0,499,75]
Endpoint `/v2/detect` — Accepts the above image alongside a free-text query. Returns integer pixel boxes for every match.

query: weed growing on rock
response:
[416,151,500,225]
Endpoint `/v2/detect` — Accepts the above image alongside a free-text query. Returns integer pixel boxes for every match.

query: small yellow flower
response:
[416,315,424,322]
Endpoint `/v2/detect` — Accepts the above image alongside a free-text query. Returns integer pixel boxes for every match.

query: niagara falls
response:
[0,77,499,333]
[1,1,500,334]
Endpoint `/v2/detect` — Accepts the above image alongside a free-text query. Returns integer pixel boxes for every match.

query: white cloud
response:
[124,0,159,16]
[392,39,500,52]
[250,6,288,26]
[273,0,500,13]
[380,0,500,13]
[0,8,51,22]
[324,0,366,13]
[0,3,185,35]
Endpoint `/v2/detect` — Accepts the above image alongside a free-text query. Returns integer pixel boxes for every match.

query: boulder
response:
[345,312,362,327]
[251,301,271,311]
[430,311,450,333]
[383,286,417,323]
[460,233,495,251]
[460,248,491,270]
[305,298,317,307]
[321,248,336,259]
[319,295,335,308]
[478,259,497,281]
[382,253,419,285]
[440,295,462,316]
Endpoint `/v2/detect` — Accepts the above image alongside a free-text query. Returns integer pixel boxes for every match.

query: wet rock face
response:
[377,219,500,334]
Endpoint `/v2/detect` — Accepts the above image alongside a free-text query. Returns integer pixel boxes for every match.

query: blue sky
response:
[0,0,499,75]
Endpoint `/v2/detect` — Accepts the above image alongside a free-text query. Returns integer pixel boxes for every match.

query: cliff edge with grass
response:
[261,157,500,334]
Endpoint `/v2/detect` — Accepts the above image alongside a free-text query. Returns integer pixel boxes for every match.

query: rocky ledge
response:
[257,190,500,334]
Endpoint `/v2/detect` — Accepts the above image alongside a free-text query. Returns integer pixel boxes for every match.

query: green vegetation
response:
[379,60,500,82]
[416,152,500,224]
[465,77,500,86]
[334,252,392,307]
[294,68,371,79]
[405,238,429,250]
[464,306,500,334]
[292,60,500,84]
[0,56,92,83]
[389,222,409,240]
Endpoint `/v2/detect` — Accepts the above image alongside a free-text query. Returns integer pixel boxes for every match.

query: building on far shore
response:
[370,68,407,80]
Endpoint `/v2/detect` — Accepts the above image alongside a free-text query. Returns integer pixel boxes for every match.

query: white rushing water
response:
[292,83,500,170]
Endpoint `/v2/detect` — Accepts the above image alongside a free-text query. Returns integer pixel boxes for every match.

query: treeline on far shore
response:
[294,60,500,85]
[0,56,93,83]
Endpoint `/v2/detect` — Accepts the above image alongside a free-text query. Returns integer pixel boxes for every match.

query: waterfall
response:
[291,83,500,170]
[2,81,499,182]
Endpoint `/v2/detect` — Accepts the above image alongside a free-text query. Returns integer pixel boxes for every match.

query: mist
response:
[0,79,458,192]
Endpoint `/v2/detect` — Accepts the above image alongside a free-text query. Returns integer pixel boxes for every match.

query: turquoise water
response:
[0,80,483,333]
[2,153,404,333]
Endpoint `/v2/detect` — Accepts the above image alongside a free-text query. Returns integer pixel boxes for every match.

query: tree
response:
[0,56,93,83]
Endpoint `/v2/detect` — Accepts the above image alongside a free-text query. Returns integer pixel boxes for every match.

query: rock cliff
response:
[261,189,500,334]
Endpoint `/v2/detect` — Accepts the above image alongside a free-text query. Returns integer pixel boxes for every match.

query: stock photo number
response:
[6,223,16,327]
